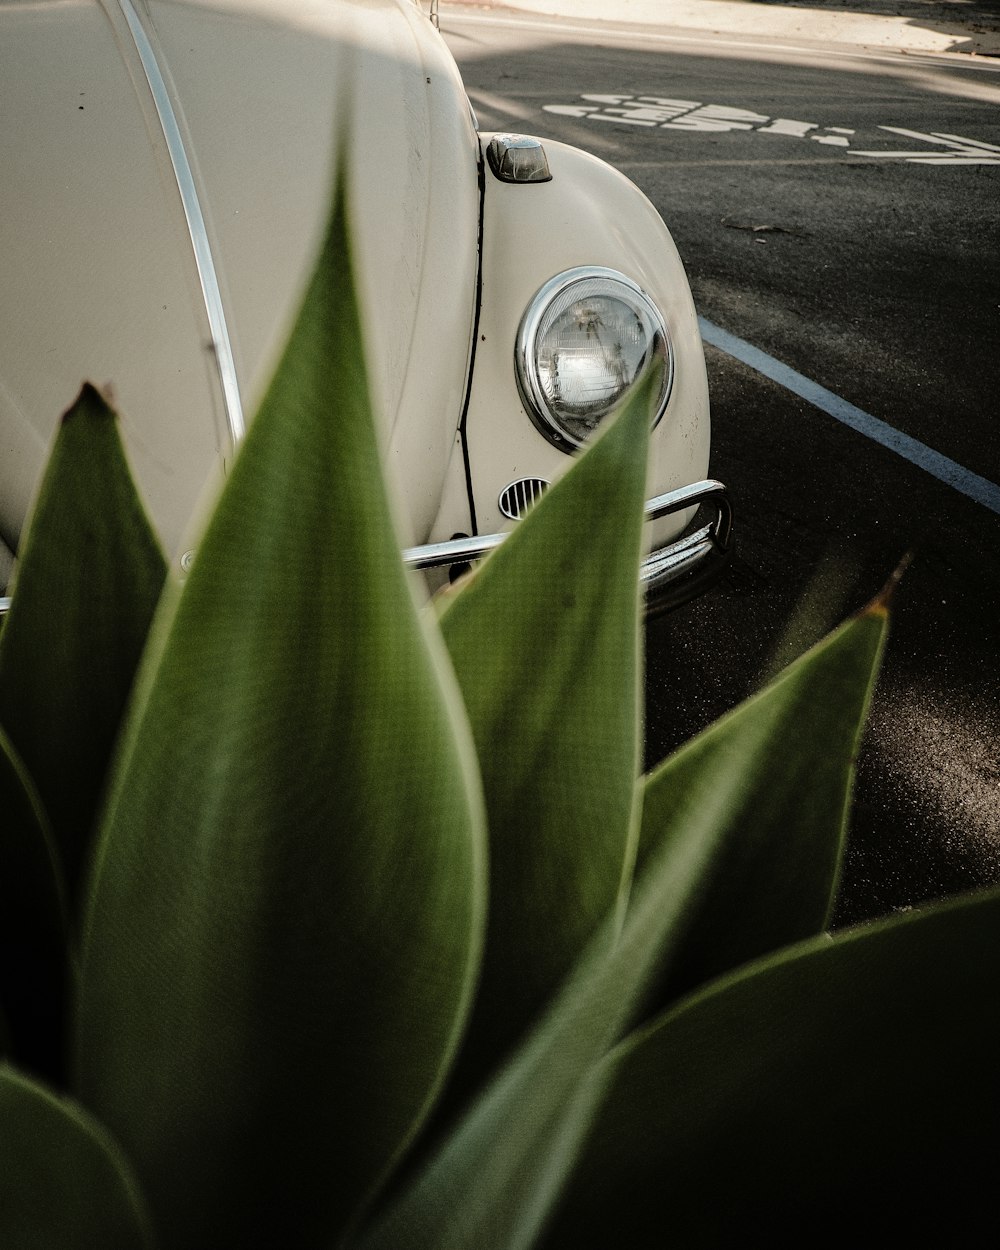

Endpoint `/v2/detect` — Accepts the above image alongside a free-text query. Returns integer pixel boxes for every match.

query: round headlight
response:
[515,267,673,453]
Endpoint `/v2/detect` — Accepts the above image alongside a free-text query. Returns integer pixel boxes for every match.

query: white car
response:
[0,0,729,610]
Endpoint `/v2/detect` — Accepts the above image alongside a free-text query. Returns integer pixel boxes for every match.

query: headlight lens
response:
[515,267,673,453]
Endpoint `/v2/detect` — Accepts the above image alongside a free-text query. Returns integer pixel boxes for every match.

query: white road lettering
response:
[663,104,770,131]
[757,118,816,137]
[542,96,1000,164]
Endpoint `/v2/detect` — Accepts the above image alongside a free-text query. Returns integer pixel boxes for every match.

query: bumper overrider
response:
[404,478,732,615]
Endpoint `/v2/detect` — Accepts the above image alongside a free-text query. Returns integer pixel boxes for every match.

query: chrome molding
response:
[117,0,245,448]
[402,531,507,572]
[645,479,732,544]
[0,482,730,619]
[403,479,732,608]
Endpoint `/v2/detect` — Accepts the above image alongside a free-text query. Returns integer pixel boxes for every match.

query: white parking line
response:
[699,318,1000,515]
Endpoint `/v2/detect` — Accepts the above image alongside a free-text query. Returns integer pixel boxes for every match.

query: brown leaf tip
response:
[61,382,117,425]
[861,551,914,618]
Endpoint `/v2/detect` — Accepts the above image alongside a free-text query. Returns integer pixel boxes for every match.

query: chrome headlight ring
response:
[515,266,674,454]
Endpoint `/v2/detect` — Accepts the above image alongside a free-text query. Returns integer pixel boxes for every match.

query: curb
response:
[445,1,1000,57]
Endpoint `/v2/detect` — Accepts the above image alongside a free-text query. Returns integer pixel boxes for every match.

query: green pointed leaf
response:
[545,888,1000,1245]
[0,385,166,893]
[633,597,888,1009]
[436,376,652,1091]
[0,1065,154,1250]
[360,607,886,1250]
[359,724,736,1250]
[0,728,68,1081]
[75,178,486,1249]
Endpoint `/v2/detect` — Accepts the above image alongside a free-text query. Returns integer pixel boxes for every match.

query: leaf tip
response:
[860,552,913,619]
[62,382,116,425]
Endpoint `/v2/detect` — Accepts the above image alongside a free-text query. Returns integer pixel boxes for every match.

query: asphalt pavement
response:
[443,3,1000,926]
[451,0,1000,55]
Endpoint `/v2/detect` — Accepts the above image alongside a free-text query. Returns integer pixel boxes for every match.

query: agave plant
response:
[0,175,997,1250]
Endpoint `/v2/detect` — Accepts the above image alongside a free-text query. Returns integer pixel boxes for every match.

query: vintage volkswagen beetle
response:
[0,0,729,610]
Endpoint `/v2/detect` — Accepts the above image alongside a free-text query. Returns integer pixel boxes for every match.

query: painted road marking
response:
[543,96,1000,164]
[699,318,1000,515]
[852,126,1000,164]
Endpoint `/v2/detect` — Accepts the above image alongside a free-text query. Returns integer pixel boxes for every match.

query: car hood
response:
[0,0,481,563]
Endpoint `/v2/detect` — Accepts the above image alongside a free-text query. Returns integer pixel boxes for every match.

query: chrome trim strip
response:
[1,483,729,617]
[640,524,715,589]
[646,479,732,547]
[402,532,507,572]
[403,479,731,574]
[117,0,245,447]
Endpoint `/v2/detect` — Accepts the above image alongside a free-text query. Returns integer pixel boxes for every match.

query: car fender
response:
[432,132,710,549]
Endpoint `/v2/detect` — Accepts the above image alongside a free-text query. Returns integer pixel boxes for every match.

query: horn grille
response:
[499,477,550,520]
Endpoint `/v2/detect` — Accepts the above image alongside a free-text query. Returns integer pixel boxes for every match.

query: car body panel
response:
[1,0,721,606]
[465,134,710,548]
[1,0,227,562]
[1,0,480,566]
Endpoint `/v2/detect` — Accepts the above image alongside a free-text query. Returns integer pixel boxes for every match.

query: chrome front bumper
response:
[0,481,731,620]
[404,479,732,615]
